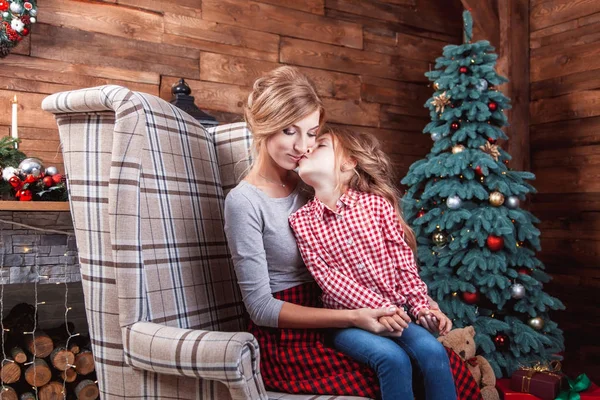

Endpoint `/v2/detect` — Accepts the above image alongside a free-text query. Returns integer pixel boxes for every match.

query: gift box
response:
[498,379,600,400]
[497,378,539,399]
[510,366,565,400]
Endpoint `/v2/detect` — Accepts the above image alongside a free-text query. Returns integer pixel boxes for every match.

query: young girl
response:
[289,126,458,400]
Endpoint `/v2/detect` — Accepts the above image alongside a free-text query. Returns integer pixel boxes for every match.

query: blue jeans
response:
[332,323,457,400]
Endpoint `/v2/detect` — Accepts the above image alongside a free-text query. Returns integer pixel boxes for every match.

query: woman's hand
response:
[351,306,401,335]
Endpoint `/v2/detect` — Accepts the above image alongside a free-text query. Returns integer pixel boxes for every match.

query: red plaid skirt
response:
[249,282,482,399]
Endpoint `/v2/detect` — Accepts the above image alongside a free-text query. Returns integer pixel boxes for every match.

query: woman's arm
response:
[279,301,399,333]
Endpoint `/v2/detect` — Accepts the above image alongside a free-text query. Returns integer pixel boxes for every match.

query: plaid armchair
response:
[42,86,369,400]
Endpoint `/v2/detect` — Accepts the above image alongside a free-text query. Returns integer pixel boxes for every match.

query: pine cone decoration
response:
[0,41,11,58]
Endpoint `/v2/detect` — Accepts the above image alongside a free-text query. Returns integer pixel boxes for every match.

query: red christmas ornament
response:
[517,267,532,275]
[0,1,8,11]
[459,66,469,74]
[21,28,29,36]
[450,122,460,131]
[462,291,480,305]
[52,173,63,184]
[25,174,36,184]
[19,189,32,201]
[417,210,426,218]
[486,235,504,251]
[488,102,498,111]
[43,176,54,187]
[487,137,497,144]
[474,166,484,176]
[494,333,509,351]
[8,176,22,188]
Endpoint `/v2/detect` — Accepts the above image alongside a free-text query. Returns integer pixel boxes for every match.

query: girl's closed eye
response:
[283,128,297,135]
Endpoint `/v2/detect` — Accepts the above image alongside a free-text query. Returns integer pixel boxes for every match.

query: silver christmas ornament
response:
[30,168,41,178]
[528,317,545,331]
[30,17,36,23]
[506,196,520,209]
[45,166,59,176]
[446,195,462,210]
[30,8,37,17]
[18,158,44,174]
[510,283,526,299]
[431,132,442,142]
[2,12,9,18]
[10,2,23,13]
[476,79,488,92]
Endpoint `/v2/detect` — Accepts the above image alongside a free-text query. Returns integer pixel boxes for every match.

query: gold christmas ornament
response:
[432,231,447,246]
[528,317,545,331]
[432,91,451,113]
[433,82,440,90]
[480,142,501,161]
[452,144,465,154]
[489,191,505,207]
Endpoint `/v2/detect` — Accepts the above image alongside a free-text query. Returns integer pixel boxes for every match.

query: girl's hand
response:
[351,307,399,334]
[417,309,452,335]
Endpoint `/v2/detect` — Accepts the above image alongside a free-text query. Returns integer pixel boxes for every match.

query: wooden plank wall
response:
[0,0,463,181]
[530,0,600,380]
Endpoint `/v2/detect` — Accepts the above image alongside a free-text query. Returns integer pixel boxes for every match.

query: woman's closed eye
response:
[283,128,297,136]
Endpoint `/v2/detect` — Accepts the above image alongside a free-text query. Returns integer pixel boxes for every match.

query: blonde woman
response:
[224,67,447,398]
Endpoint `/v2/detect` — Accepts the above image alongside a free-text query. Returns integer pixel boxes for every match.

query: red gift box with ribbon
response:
[510,362,565,400]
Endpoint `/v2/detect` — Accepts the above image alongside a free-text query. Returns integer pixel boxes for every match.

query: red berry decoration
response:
[43,176,54,187]
[462,291,480,305]
[25,174,36,184]
[417,210,426,218]
[494,333,509,351]
[459,66,469,74]
[52,173,63,184]
[487,137,497,144]
[21,28,29,37]
[8,176,22,188]
[488,102,498,111]
[486,235,504,251]
[450,122,460,131]
[517,267,532,275]
[474,166,484,176]
[19,189,33,201]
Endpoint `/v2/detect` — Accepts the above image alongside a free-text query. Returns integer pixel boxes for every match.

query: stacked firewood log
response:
[0,304,98,400]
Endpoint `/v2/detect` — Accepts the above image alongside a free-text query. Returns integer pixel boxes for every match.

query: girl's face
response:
[265,109,320,170]
[297,133,337,187]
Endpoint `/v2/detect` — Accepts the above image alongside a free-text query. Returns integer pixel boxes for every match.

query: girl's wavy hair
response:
[244,66,325,170]
[326,126,417,254]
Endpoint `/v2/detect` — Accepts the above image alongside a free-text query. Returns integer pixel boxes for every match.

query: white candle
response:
[10,95,18,148]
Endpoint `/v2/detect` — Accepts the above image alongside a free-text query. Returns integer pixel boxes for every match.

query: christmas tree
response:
[401,11,564,378]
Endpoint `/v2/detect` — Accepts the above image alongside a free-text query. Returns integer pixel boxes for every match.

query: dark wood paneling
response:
[530,0,600,383]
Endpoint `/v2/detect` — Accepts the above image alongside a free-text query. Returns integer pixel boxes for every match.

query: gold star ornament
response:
[431,91,451,113]
[479,142,500,161]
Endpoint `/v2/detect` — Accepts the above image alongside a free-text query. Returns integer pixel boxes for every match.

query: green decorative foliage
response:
[401,11,564,378]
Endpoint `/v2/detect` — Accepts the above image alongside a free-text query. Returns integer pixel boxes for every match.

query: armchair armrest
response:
[123,321,267,400]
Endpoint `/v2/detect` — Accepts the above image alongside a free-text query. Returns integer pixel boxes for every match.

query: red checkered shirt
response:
[289,188,429,318]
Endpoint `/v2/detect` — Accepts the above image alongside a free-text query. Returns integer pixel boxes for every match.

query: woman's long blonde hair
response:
[326,126,418,254]
[244,66,325,167]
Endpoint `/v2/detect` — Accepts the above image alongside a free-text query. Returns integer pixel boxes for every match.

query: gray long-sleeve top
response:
[224,180,314,327]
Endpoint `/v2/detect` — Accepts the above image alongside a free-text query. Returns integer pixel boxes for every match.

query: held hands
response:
[416,308,452,336]
[378,307,411,337]
[352,306,407,336]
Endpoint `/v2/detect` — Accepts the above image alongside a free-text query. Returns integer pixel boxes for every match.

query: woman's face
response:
[297,133,337,187]
[265,109,320,170]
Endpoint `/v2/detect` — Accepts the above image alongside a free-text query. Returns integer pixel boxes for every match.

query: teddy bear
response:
[438,326,500,400]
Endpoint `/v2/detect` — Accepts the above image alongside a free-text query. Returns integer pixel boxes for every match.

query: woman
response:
[223,66,455,399]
